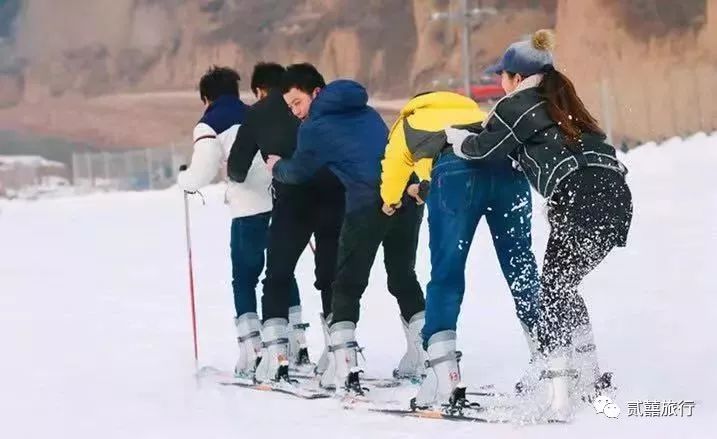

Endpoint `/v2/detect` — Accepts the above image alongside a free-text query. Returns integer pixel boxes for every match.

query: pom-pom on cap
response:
[486,29,556,77]
[532,29,556,51]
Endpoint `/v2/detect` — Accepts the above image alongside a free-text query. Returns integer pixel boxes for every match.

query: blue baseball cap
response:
[486,31,555,76]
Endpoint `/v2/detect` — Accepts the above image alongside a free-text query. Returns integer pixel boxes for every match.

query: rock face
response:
[6,0,554,99]
[1,0,715,148]
[555,0,717,144]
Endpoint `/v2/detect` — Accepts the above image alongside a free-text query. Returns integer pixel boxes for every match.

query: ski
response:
[364,401,569,424]
[200,367,503,393]
[198,366,332,400]
[366,407,509,423]
[202,368,403,389]
[366,407,569,423]
[218,378,332,400]
[466,388,511,398]
[198,367,315,382]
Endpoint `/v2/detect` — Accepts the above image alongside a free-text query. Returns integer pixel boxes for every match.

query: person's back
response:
[380,91,488,206]
[275,79,388,212]
[176,66,277,381]
[230,63,345,380]
[270,68,426,392]
[228,85,344,203]
[178,67,272,218]
[443,29,632,420]
[227,87,299,184]
[257,89,345,199]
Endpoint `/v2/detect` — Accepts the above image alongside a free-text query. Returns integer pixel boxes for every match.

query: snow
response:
[2,133,716,438]
[0,154,65,168]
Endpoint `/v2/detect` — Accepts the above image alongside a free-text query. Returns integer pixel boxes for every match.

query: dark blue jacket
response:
[272,80,388,213]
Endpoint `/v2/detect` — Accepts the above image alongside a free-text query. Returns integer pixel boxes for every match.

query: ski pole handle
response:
[178,164,203,201]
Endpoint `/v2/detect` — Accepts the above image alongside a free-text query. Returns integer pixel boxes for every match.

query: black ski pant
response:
[537,168,633,353]
[261,170,345,321]
[331,200,426,325]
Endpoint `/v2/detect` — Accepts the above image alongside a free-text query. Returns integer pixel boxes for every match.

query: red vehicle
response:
[454,74,505,104]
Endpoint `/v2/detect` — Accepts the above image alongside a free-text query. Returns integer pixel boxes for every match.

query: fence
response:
[71,145,189,191]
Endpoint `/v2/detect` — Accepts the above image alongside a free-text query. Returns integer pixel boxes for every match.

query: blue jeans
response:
[230,212,300,317]
[422,153,540,342]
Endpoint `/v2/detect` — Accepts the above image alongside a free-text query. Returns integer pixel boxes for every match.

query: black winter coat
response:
[456,87,627,199]
[227,90,300,183]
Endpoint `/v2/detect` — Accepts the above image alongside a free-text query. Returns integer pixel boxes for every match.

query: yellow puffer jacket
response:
[380,92,487,205]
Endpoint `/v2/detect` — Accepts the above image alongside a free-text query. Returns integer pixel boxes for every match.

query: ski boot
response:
[393,311,427,383]
[314,313,331,374]
[329,321,368,396]
[536,348,579,422]
[515,322,544,394]
[254,318,293,384]
[411,330,462,409]
[571,323,616,402]
[233,313,262,379]
[287,305,313,372]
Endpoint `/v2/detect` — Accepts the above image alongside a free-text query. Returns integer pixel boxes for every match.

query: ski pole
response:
[180,165,199,372]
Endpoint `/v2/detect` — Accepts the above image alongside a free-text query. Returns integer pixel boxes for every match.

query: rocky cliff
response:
[0,0,714,148]
[2,0,554,104]
[555,0,717,144]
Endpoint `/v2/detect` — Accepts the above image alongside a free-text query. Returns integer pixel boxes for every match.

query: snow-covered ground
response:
[2,133,715,438]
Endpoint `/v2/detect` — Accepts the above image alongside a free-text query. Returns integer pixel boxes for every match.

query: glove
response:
[444,127,473,158]
[417,180,431,201]
[444,127,472,146]
[177,164,196,194]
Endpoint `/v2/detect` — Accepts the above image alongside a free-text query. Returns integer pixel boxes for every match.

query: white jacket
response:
[177,117,273,218]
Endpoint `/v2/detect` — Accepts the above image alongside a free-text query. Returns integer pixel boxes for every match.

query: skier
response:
[444,30,633,420]
[176,66,301,379]
[379,91,541,407]
[226,63,344,381]
[265,63,426,393]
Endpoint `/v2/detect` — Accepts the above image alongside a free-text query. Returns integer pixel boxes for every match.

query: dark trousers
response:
[261,171,345,321]
[331,201,426,324]
[230,212,299,317]
[537,168,633,352]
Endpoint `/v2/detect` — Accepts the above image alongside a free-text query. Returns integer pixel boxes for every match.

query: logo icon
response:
[593,395,620,419]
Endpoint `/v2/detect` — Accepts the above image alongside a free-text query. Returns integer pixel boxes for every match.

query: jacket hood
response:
[310,80,369,117]
[388,91,486,160]
[399,91,479,119]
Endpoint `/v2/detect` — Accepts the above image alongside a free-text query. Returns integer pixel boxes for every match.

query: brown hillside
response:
[0,0,715,149]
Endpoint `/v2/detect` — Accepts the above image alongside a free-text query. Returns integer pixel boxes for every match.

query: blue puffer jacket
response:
[272,80,389,213]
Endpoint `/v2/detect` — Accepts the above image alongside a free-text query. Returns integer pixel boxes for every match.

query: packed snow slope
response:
[1,133,715,438]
